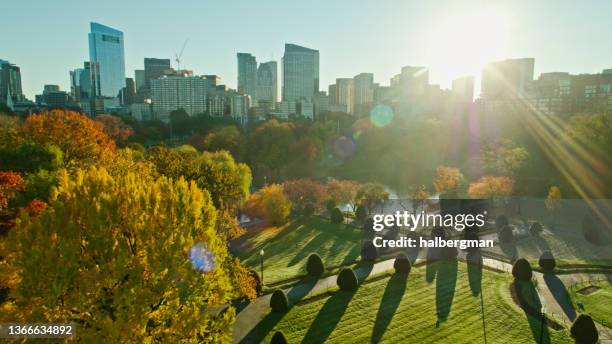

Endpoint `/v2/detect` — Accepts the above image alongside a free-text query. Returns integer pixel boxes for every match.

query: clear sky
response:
[3,0,611,99]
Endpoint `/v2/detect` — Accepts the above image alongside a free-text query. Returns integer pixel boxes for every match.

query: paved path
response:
[534,271,612,343]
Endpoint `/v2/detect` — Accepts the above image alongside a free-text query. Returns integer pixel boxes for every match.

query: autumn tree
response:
[545,186,562,228]
[468,176,514,201]
[202,126,246,161]
[19,109,116,167]
[409,185,430,213]
[326,179,360,210]
[95,114,134,146]
[244,184,292,225]
[282,179,326,215]
[433,166,464,197]
[355,182,389,214]
[0,167,241,342]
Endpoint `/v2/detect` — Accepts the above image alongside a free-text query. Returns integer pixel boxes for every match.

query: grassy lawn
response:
[570,280,612,327]
[482,199,612,266]
[234,217,361,284]
[252,262,572,343]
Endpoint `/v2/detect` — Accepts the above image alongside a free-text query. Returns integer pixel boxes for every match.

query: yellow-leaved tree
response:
[0,167,239,343]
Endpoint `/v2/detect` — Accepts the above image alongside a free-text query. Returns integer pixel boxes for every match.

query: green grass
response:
[252,262,572,343]
[234,217,361,284]
[570,280,612,327]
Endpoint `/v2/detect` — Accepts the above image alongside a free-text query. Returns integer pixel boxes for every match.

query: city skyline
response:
[2,0,612,99]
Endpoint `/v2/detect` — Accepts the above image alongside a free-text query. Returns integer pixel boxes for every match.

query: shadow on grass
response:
[242,277,317,343]
[435,259,458,322]
[513,280,551,344]
[425,247,440,283]
[467,251,483,296]
[543,273,576,321]
[500,242,518,261]
[287,231,329,266]
[354,261,375,283]
[371,273,409,343]
[301,290,357,344]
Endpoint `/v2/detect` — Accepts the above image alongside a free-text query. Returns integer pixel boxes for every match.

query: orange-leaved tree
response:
[20,109,116,167]
[468,175,514,200]
[433,165,464,196]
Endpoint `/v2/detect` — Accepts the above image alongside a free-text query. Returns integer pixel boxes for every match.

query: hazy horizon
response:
[3,0,611,99]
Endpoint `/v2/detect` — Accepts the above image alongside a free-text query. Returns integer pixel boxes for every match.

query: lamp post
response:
[259,249,265,286]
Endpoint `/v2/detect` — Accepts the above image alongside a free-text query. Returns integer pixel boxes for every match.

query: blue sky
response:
[3,0,611,99]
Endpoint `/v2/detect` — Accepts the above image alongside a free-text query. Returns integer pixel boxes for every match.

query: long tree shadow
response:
[301,290,357,344]
[499,242,518,261]
[425,247,440,283]
[287,232,329,266]
[467,251,483,296]
[435,258,458,323]
[371,273,409,343]
[354,261,375,283]
[543,273,576,321]
[241,278,317,343]
[513,280,551,344]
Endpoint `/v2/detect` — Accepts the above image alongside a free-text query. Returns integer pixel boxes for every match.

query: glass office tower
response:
[88,22,126,98]
[282,44,319,102]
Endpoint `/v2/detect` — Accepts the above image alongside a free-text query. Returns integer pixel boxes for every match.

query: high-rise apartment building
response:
[256,61,278,110]
[144,58,171,90]
[329,78,354,114]
[481,58,534,100]
[282,44,319,102]
[353,73,374,115]
[88,22,126,98]
[150,72,208,120]
[237,53,257,103]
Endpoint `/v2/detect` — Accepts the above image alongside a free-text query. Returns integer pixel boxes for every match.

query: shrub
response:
[325,199,336,214]
[394,253,411,274]
[337,268,358,291]
[441,246,458,260]
[498,225,514,243]
[570,314,598,344]
[355,205,367,222]
[431,226,446,240]
[270,331,288,344]
[330,207,344,224]
[538,251,556,272]
[303,203,315,217]
[512,258,533,281]
[249,269,262,295]
[270,289,289,313]
[306,254,324,278]
[529,222,543,236]
[495,215,509,229]
[361,242,378,261]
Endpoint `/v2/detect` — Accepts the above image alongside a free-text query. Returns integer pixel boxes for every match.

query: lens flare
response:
[370,104,394,127]
[189,242,216,273]
[333,136,355,159]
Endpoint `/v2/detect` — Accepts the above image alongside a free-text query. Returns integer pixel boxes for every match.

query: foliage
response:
[433,166,464,194]
[512,258,533,281]
[216,209,245,240]
[393,253,411,274]
[226,258,258,301]
[468,175,514,199]
[244,184,291,225]
[0,167,239,342]
[202,126,246,161]
[355,183,389,213]
[545,186,562,212]
[95,114,134,146]
[0,171,24,211]
[270,289,289,313]
[247,120,295,183]
[482,140,529,176]
[330,207,344,224]
[0,141,63,173]
[409,185,430,212]
[19,109,116,167]
[337,268,358,291]
[538,251,556,272]
[282,179,326,215]
[326,179,360,208]
[195,150,251,211]
[570,314,599,344]
[306,254,325,278]
[325,199,336,214]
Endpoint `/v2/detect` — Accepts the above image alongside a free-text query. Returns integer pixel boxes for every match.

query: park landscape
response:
[0,106,610,344]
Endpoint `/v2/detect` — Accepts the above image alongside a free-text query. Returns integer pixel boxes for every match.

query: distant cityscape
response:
[1,22,611,122]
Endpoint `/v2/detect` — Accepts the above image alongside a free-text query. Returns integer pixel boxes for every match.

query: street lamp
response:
[259,249,265,286]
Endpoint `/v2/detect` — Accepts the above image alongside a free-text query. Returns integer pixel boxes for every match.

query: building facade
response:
[282,43,319,102]
[150,73,208,121]
[88,22,126,98]
[256,60,278,111]
[237,53,257,103]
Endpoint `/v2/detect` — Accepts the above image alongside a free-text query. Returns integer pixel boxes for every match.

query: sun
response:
[427,8,513,84]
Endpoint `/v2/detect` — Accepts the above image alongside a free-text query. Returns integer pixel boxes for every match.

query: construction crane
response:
[174,39,189,71]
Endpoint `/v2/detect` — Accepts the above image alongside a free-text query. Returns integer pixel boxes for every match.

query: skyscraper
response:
[481,58,534,99]
[88,22,126,98]
[256,61,278,109]
[144,58,171,90]
[237,53,257,102]
[134,69,145,91]
[335,78,354,114]
[282,43,319,102]
[0,60,24,105]
[353,73,374,114]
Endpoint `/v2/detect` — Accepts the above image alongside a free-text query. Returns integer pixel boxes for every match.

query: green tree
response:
[1,167,239,343]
